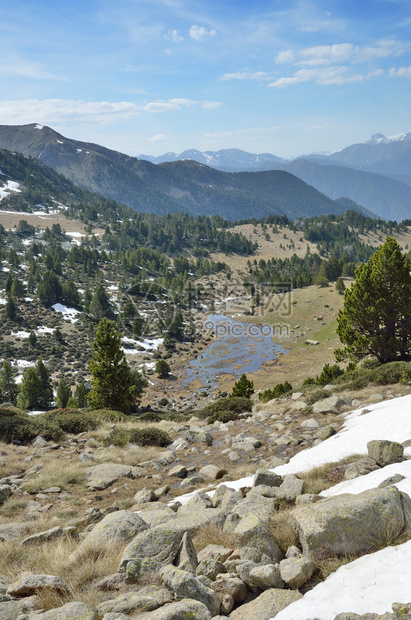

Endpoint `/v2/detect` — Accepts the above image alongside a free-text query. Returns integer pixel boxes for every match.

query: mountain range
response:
[0,123,410,221]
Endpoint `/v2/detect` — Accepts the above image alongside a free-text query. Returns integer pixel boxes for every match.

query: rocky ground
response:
[0,384,410,619]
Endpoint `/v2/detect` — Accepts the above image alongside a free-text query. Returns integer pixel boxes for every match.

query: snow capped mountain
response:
[364,131,411,145]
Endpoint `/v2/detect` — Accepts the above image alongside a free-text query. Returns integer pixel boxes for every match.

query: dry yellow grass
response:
[193,523,236,552]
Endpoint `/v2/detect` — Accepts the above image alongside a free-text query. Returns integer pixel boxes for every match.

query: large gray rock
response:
[28,601,96,619]
[0,522,30,541]
[274,474,304,501]
[229,588,303,620]
[367,440,404,467]
[197,545,233,564]
[96,592,160,615]
[135,506,176,528]
[212,485,242,511]
[133,599,212,620]
[211,575,248,603]
[159,565,220,615]
[249,564,284,590]
[74,510,148,560]
[85,463,143,490]
[21,526,64,546]
[234,513,282,564]
[118,526,183,576]
[253,470,282,488]
[292,486,411,561]
[174,531,198,573]
[0,595,39,620]
[7,574,70,597]
[344,457,380,480]
[312,395,343,413]
[0,485,11,505]
[279,556,316,588]
[233,493,278,523]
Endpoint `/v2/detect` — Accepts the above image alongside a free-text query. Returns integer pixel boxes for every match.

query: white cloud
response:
[298,43,354,66]
[203,126,281,140]
[149,134,167,142]
[201,101,222,109]
[389,65,411,77]
[0,99,140,125]
[269,66,364,89]
[189,25,216,41]
[221,71,270,81]
[143,98,198,112]
[275,50,294,64]
[164,29,184,43]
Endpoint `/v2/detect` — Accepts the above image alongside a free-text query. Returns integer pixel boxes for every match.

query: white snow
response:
[11,330,30,338]
[275,540,411,619]
[0,180,21,201]
[57,140,63,144]
[36,325,54,335]
[51,303,81,323]
[121,336,163,355]
[172,393,411,617]
[0,297,6,305]
[35,124,43,130]
[15,360,35,369]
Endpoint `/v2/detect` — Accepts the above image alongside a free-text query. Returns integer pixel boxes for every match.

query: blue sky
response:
[0,0,410,157]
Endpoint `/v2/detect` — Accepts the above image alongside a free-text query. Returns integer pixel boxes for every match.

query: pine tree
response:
[155,359,170,378]
[4,295,16,321]
[0,360,18,404]
[88,318,136,413]
[56,377,71,408]
[11,278,25,298]
[335,237,411,363]
[231,374,254,398]
[73,381,90,408]
[17,359,52,410]
[89,284,113,321]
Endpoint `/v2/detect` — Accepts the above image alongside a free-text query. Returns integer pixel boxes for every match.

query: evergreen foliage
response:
[258,381,292,402]
[155,359,171,378]
[231,374,255,398]
[88,318,137,413]
[17,358,53,410]
[336,237,411,363]
[0,361,18,404]
[56,377,71,408]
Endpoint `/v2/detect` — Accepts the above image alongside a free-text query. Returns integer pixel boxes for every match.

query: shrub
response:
[258,381,292,403]
[39,410,100,434]
[138,412,163,422]
[208,409,240,424]
[128,427,171,447]
[369,361,411,385]
[0,413,37,443]
[103,428,130,447]
[315,363,344,386]
[198,397,252,420]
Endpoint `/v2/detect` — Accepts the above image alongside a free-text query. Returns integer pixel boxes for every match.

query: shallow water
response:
[183,314,288,390]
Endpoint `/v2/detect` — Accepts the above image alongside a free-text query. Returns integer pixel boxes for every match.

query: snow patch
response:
[52,303,81,323]
[0,180,21,201]
[35,124,43,130]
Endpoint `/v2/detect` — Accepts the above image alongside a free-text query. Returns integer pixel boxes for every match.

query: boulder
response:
[212,485,242,511]
[85,464,142,490]
[27,601,96,619]
[70,510,148,562]
[118,526,183,577]
[314,425,336,441]
[131,598,212,620]
[274,474,304,501]
[0,522,29,541]
[159,565,220,615]
[96,592,160,615]
[279,556,316,588]
[133,488,157,504]
[313,395,343,414]
[233,493,278,523]
[234,513,282,564]
[21,526,64,546]
[229,588,303,620]
[211,574,248,603]
[249,564,284,590]
[197,545,233,564]
[0,485,11,505]
[292,486,411,561]
[367,440,404,467]
[344,457,380,480]
[0,595,39,620]
[174,531,198,573]
[199,465,225,480]
[253,470,282,488]
[7,574,70,598]
[196,558,226,580]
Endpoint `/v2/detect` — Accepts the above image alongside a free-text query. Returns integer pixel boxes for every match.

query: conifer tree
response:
[88,318,136,413]
[0,361,18,404]
[17,359,52,410]
[231,374,254,398]
[335,237,411,363]
[56,377,71,408]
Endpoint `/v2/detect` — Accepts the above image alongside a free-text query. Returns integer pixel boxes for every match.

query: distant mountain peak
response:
[364,131,411,145]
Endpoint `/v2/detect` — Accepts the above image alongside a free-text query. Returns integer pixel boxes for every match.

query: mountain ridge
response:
[0,124,369,221]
